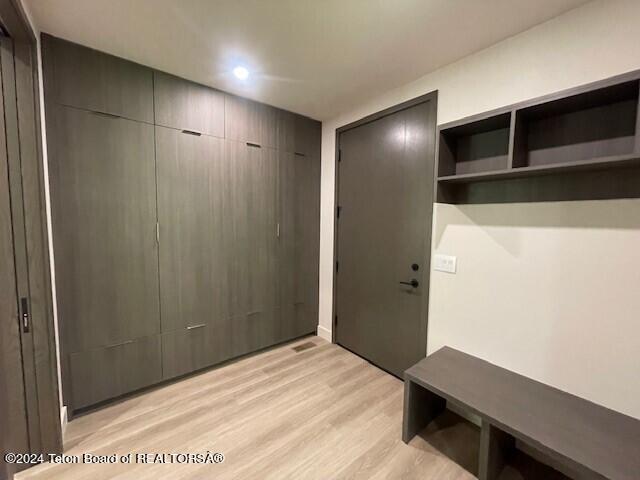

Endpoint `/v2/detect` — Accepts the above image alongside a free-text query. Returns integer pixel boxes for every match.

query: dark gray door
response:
[0,32,62,477]
[335,98,436,377]
[0,52,30,478]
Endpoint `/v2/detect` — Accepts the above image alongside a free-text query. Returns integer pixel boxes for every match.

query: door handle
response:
[20,297,29,333]
[399,279,419,288]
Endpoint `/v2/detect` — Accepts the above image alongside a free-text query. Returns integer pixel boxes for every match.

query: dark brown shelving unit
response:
[437,72,640,203]
[438,112,512,176]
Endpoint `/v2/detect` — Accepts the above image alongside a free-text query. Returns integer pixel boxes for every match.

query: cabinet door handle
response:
[181,129,202,136]
[91,110,121,120]
[246,142,261,148]
[105,339,134,349]
[187,323,206,330]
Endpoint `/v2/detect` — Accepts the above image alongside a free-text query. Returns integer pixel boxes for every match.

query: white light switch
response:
[433,254,457,273]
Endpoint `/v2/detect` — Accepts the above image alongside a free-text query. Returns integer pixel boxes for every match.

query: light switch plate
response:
[433,254,457,273]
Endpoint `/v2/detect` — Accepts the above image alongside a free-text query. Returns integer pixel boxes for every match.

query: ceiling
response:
[25,0,591,120]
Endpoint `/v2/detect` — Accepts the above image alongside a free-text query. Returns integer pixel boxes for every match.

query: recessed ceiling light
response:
[233,66,249,80]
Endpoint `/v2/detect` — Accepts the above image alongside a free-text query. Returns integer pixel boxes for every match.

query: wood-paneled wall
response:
[42,34,321,413]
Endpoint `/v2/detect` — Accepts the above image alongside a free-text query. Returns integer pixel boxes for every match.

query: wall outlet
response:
[433,254,457,273]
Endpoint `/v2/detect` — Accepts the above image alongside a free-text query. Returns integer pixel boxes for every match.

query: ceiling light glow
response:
[233,66,249,80]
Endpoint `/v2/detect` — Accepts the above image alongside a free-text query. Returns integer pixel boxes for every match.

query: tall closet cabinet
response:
[42,35,321,413]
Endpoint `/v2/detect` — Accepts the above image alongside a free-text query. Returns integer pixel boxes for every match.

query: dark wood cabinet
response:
[43,34,321,413]
[295,115,321,156]
[277,109,296,152]
[278,150,321,340]
[225,94,279,148]
[42,34,153,123]
[161,322,231,380]
[245,145,279,321]
[223,139,250,318]
[231,310,279,357]
[68,335,162,409]
[224,141,280,355]
[156,127,228,332]
[48,105,160,354]
[154,72,225,137]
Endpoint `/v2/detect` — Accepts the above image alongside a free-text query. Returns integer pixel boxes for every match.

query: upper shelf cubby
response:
[437,72,640,203]
[512,80,639,169]
[438,112,511,177]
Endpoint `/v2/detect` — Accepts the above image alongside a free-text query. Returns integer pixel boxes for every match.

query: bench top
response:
[405,347,640,480]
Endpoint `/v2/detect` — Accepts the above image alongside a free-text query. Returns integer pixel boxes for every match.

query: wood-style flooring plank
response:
[17,337,476,480]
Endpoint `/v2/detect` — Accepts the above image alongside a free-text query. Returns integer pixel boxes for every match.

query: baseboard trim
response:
[60,405,68,435]
[317,325,332,342]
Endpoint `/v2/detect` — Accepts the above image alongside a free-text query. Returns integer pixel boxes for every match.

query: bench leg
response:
[402,379,446,443]
[478,420,515,480]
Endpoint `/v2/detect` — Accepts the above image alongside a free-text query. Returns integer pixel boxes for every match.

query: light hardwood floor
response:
[17,336,478,480]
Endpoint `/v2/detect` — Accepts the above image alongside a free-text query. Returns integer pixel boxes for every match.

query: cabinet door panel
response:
[279,151,320,340]
[69,335,161,409]
[225,95,278,148]
[161,320,231,380]
[294,116,321,156]
[277,110,296,152]
[42,34,153,122]
[224,140,250,317]
[48,106,160,352]
[246,146,278,317]
[156,127,228,332]
[294,303,317,338]
[154,72,224,137]
[225,141,278,348]
[224,141,277,318]
[230,310,278,358]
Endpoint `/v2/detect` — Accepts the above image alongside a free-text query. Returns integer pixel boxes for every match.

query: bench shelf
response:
[403,347,640,480]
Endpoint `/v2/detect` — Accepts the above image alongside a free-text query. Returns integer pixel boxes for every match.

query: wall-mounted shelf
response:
[436,72,640,203]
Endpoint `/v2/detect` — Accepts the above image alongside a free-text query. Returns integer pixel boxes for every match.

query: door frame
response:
[331,91,438,361]
[0,0,63,468]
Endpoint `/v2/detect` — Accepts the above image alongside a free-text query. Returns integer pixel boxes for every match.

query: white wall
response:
[319,0,640,419]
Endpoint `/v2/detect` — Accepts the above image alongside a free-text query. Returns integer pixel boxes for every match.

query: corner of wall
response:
[60,405,67,436]
[317,325,332,342]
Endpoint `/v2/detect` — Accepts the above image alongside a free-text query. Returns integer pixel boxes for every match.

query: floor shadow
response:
[499,449,569,480]
[417,410,480,476]
[416,410,571,480]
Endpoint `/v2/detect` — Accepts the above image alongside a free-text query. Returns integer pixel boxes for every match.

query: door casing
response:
[0,1,63,478]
